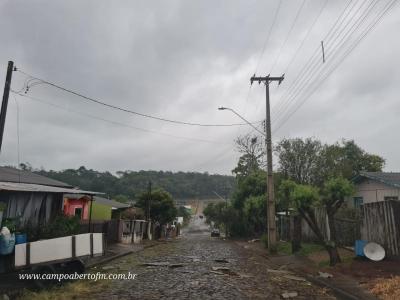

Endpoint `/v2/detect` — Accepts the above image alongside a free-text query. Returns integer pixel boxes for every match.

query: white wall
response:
[347,178,400,207]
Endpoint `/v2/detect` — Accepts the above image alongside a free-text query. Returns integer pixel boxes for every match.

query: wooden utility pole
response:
[147,181,152,221]
[250,74,284,253]
[0,61,15,153]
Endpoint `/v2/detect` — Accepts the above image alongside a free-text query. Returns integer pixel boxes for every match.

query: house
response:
[63,195,129,221]
[91,196,129,220]
[349,172,400,208]
[0,166,100,227]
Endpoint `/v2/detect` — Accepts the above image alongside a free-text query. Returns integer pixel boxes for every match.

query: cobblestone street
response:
[83,217,336,300]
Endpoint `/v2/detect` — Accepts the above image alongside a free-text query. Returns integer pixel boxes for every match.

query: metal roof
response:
[0,167,72,188]
[93,196,130,209]
[0,181,102,195]
[355,172,400,189]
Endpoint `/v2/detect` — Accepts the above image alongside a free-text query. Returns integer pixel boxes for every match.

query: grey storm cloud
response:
[0,0,399,174]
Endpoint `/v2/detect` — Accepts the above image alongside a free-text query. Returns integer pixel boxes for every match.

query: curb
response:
[86,240,164,269]
[304,275,368,300]
[86,250,135,269]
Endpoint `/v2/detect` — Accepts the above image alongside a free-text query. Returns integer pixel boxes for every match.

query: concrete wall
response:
[347,178,400,207]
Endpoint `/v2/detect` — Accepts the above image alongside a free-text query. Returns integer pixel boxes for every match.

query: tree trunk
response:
[291,215,302,253]
[326,211,341,266]
[325,244,341,266]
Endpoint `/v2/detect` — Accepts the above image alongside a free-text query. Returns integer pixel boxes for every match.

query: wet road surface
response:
[85,216,336,300]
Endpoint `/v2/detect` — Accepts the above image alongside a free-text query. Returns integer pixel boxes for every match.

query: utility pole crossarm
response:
[250,74,285,85]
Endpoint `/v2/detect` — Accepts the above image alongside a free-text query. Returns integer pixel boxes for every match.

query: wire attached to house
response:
[12,92,233,146]
[16,70,262,128]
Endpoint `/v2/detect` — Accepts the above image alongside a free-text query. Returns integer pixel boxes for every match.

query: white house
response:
[349,172,400,208]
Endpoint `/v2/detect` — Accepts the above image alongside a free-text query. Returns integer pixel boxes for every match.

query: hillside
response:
[35,166,235,201]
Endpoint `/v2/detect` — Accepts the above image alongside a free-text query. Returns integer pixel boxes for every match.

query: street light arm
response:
[226,108,265,137]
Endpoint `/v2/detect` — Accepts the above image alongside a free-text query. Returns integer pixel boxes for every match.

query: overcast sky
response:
[0,0,399,175]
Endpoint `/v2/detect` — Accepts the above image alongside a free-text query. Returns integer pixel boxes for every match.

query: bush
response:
[261,233,268,248]
[0,202,7,212]
[41,215,81,239]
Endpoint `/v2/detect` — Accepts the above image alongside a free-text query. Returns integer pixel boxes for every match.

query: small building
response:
[63,194,91,220]
[349,172,400,208]
[91,196,129,220]
[63,195,129,221]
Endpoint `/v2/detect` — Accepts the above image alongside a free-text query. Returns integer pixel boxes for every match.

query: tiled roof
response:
[357,172,400,189]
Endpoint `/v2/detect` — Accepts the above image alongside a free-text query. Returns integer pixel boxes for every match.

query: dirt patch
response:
[329,258,400,280]
[307,248,354,267]
[369,276,400,300]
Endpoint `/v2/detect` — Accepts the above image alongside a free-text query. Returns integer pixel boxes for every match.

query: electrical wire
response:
[269,0,308,74]
[271,0,371,124]
[273,0,381,126]
[273,0,398,133]
[12,94,21,180]
[12,92,234,146]
[16,69,262,127]
[281,0,329,76]
[254,0,283,74]
[271,0,356,120]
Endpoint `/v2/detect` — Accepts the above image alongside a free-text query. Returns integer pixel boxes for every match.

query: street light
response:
[218,107,265,136]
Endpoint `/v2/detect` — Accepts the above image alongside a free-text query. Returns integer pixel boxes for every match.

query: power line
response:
[271,0,372,124]
[254,0,283,74]
[281,0,329,76]
[271,0,355,120]
[273,0,398,133]
[13,92,233,145]
[273,0,381,127]
[16,69,262,127]
[269,0,308,74]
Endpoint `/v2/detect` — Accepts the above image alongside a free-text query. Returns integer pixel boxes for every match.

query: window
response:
[74,207,83,219]
[384,196,399,201]
[353,197,364,208]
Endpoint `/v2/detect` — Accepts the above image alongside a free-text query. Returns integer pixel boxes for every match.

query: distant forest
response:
[35,166,235,202]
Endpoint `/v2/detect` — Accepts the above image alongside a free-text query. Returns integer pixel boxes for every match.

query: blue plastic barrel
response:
[15,233,27,245]
[355,240,367,257]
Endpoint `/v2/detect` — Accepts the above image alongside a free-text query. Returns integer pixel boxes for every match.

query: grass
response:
[318,253,354,268]
[276,241,325,256]
[20,279,110,300]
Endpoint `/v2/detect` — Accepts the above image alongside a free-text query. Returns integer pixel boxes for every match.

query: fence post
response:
[291,215,302,253]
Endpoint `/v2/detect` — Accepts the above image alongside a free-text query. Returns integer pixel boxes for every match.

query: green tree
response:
[232,170,267,210]
[276,138,385,187]
[177,206,191,225]
[136,189,177,225]
[322,177,354,265]
[275,138,323,185]
[232,134,264,179]
[243,195,266,235]
[277,179,296,214]
[289,178,354,266]
[318,140,385,182]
